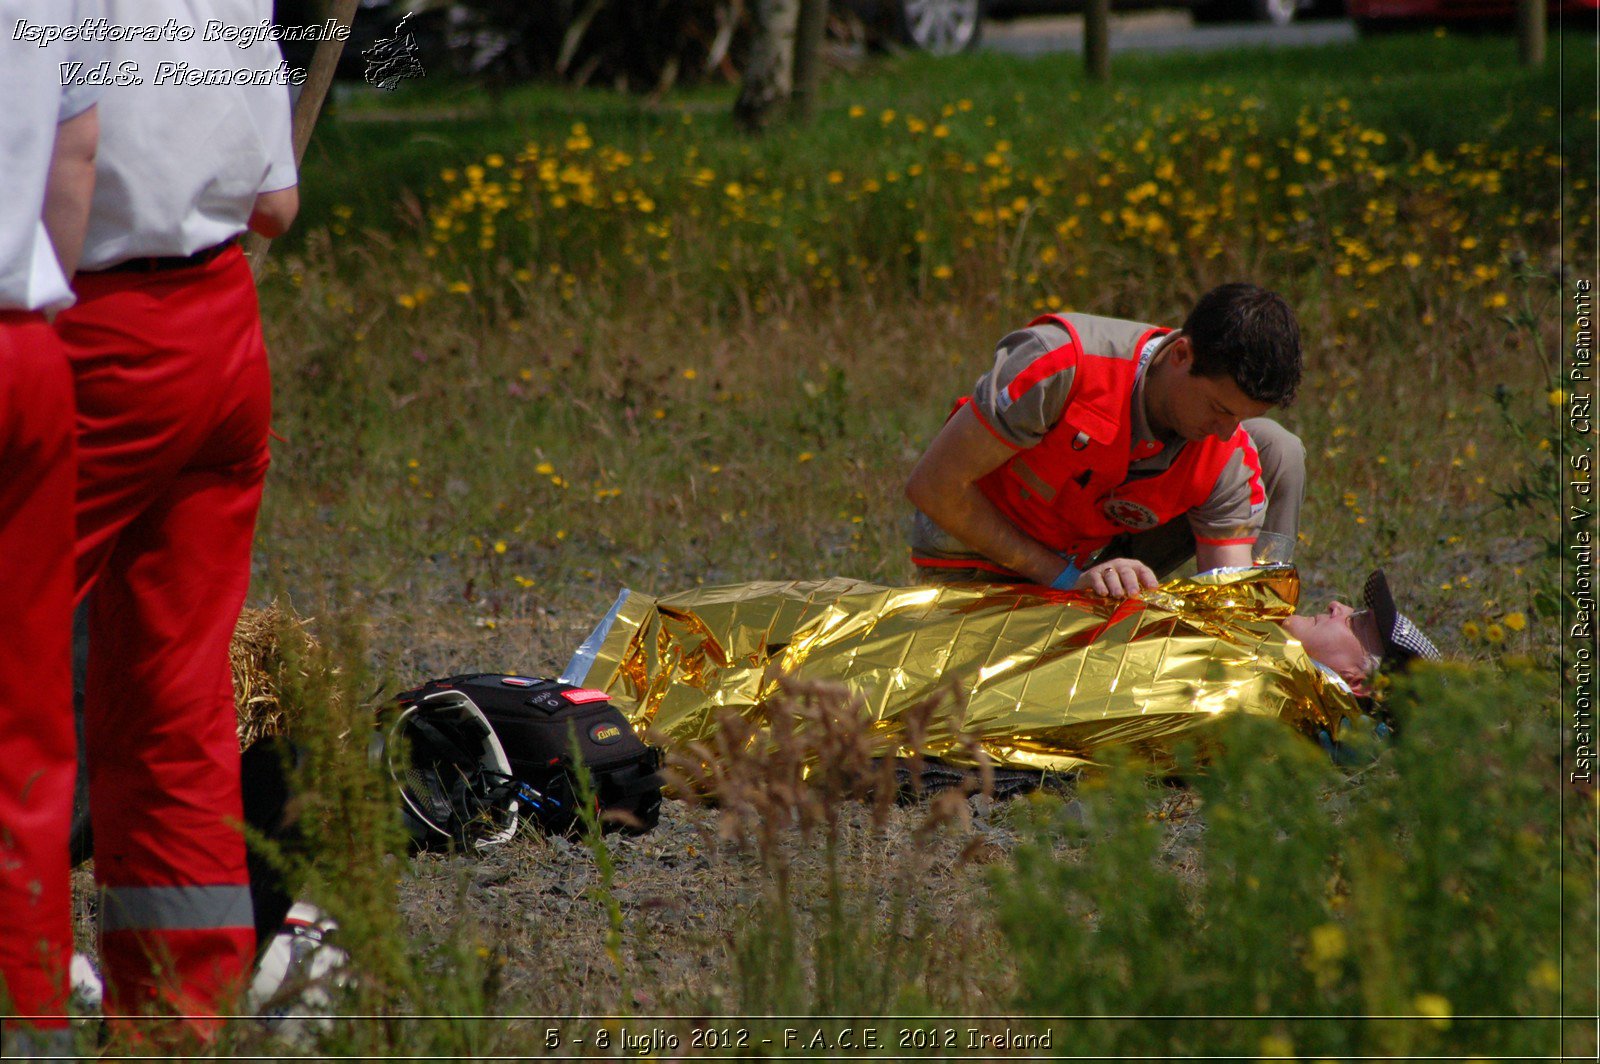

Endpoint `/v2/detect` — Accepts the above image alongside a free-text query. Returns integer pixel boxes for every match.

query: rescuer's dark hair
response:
[1182,282,1302,406]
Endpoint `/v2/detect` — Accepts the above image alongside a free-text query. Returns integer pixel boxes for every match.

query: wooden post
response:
[1084,0,1110,84]
[245,0,361,273]
[1518,0,1546,68]
[790,0,828,121]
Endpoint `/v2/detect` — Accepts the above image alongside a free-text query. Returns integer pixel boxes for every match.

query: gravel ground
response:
[390,790,1039,1017]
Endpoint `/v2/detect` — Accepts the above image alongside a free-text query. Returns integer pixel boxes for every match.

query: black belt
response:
[86,237,238,275]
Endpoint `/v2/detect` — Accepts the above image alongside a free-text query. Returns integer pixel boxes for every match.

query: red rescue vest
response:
[962,314,1255,567]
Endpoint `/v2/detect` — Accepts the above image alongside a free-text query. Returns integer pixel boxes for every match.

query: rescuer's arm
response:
[906,404,1079,587]
[248,186,299,238]
[43,104,98,281]
[1194,540,1254,572]
[241,19,298,239]
[1188,437,1268,576]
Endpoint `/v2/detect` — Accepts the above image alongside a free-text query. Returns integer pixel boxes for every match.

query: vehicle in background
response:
[1188,0,1336,24]
[850,0,1345,56]
[1345,0,1596,32]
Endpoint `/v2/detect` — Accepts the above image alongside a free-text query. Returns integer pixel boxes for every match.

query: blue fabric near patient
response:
[561,589,631,685]
[1049,562,1082,591]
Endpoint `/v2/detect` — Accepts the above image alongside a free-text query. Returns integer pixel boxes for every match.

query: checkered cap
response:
[1362,569,1442,670]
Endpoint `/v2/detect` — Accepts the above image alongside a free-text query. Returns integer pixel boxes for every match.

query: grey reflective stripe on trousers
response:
[1,1026,76,1058]
[99,884,254,932]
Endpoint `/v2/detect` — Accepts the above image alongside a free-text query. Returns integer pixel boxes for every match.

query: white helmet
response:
[383,688,525,849]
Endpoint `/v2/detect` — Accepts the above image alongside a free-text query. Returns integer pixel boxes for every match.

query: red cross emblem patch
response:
[1100,496,1161,531]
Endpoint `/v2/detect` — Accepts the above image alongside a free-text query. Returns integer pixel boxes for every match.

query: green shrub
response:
[992,665,1581,1058]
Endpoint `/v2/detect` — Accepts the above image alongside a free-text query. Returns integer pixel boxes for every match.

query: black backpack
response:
[394,674,662,839]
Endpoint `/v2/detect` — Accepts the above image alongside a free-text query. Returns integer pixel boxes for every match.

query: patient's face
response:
[1283,601,1380,693]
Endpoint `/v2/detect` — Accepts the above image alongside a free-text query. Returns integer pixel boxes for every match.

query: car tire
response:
[897,0,986,55]
[1191,0,1299,23]
[1253,0,1300,24]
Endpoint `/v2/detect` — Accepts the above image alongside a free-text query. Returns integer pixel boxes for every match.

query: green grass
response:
[292,30,1594,243]
[213,28,1599,1058]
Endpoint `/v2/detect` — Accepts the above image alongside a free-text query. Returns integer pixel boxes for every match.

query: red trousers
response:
[55,245,269,1025]
[0,313,76,1029]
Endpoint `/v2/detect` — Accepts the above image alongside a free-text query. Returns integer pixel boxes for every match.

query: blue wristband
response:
[1048,562,1081,591]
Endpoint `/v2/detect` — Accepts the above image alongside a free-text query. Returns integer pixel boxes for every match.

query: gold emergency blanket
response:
[578,568,1361,773]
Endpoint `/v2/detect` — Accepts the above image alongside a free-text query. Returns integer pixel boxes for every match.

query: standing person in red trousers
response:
[0,1,100,1056]
[50,0,298,1039]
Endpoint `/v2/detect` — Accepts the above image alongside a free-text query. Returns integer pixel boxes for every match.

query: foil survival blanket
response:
[578,568,1361,774]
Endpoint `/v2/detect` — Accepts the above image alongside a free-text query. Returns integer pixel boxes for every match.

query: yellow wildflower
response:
[1308,923,1347,965]
[1412,992,1452,1029]
[1258,1034,1294,1057]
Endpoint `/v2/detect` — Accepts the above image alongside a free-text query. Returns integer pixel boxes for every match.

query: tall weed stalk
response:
[664,679,992,1017]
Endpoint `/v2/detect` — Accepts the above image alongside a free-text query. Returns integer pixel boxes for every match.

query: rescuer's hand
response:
[1075,558,1158,599]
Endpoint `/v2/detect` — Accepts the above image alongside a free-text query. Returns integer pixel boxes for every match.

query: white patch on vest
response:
[1138,333,1166,368]
[1101,496,1161,531]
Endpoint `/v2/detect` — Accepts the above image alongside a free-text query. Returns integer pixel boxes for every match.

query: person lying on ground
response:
[569,567,1440,777]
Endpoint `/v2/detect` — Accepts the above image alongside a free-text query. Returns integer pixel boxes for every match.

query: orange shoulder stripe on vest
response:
[1005,314,1084,408]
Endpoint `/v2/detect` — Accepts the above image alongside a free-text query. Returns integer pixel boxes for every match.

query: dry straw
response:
[231,601,318,747]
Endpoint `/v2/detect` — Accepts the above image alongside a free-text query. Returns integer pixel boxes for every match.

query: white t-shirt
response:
[0,0,104,310]
[78,0,297,269]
